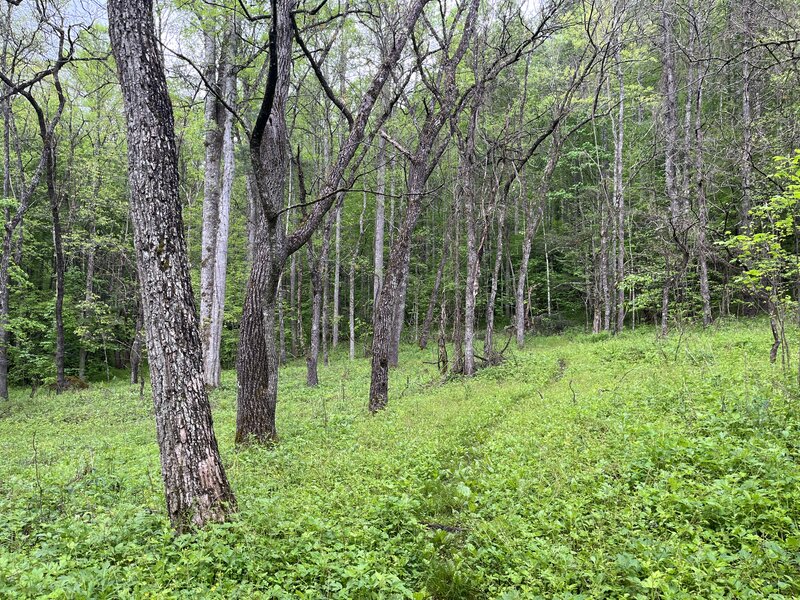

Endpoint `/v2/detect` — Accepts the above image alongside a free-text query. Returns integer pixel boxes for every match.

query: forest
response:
[2,0,800,596]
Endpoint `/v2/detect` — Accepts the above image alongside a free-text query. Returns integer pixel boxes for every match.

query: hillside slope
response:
[1,321,799,598]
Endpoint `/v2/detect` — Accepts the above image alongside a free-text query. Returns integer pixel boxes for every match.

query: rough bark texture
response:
[109,0,236,529]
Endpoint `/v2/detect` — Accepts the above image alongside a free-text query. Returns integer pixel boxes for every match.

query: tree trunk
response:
[374,134,386,305]
[740,1,753,231]
[236,225,282,442]
[130,304,144,385]
[199,27,224,385]
[461,101,481,376]
[419,231,448,350]
[691,10,712,326]
[451,190,464,373]
[612,3,625,332]
[239,0,429,427]
[350,192,367,360]
[290,253,298,357]
[389,264,408,368]
[109,0,236,529]
[79,218,96,381]
[306,235,323,387]
[485,199,507,362]
[0,90,10,399]
[371,161,432,410]
[661,0,680,337]
[332,203,341,350]
[207,49,236,387]
[47,133,66,392]
[515,146,557,348]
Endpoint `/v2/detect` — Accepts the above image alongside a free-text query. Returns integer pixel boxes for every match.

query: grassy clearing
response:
[1,320,800,598]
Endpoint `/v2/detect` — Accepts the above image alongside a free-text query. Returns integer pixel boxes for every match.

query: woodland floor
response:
[1,320,800,598]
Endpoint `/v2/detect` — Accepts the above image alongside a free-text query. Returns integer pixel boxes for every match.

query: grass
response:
[1,319,800,598]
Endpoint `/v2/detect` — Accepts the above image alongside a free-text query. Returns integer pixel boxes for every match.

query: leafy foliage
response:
[2,321,799,597]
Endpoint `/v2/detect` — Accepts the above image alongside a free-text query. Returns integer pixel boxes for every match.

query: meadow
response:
[2,320,800,598]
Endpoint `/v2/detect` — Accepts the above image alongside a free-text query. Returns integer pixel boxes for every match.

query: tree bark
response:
[236,0,429,439]
[661,0,679,337]
[515,145,557,348]
[207,41,236,387]
[79,211,97,381]
[740,1,753,231]
[461,97,481,376]
[130,303,144,385]
[419,229,449,350]
[485,199,507,362]
[374,134,386,305]
[350,191,367,360]
[612,4,625,333]
[109,0,236,529]
[199,27,224,385]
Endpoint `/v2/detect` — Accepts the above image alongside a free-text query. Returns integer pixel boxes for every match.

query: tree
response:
[108,0,236,530]
[235,0,431,443]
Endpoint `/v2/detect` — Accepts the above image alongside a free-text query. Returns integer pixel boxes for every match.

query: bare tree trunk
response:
[389,261,408,368]
[515,146,557,348]
[461,100,481,376]
[246,170,258,265]
[290,253,298,357]
[277,277,287,366]
[322,249,329,365]
[485,199,507,362]
[109,0,236,529]
[419,231,448,350]
[350,192,367,360]
[451,193,464,374]
[199,28,224,384]
[47,126,66,392]
[690,6,712,326]
[370,165,429,410]
[239,0,429,427]
[79,216,96,381]
[130,303,144,385]
[0,90,10,399]
[740,1,753,231]
[306,235,323,386]
[332,203,341,350]
[207,46,236,387]
[599,197,611,332]
[612,3,625,332]
[661,0,679,337]
[374,134,386,306]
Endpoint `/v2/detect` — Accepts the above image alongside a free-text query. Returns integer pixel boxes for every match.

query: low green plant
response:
[1,320,799,598]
